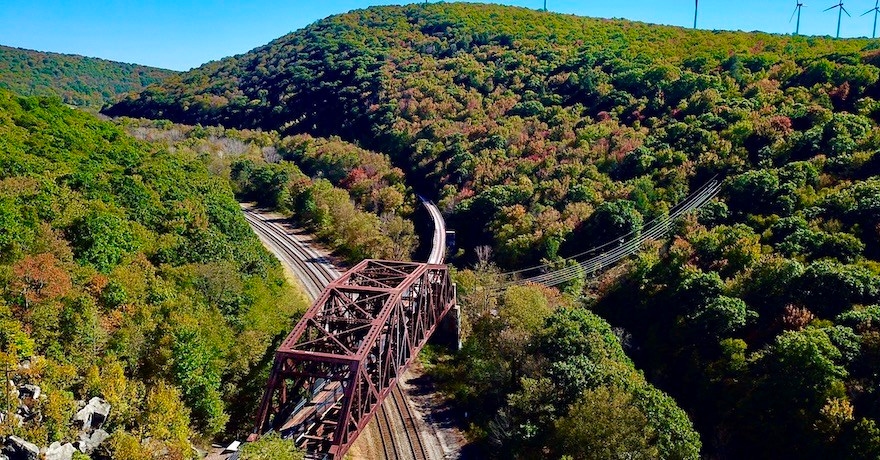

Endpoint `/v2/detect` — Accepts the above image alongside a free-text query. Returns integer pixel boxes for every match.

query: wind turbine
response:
[694,0,699,29]
[824,1,850,38]
[863,0,880,38]
[543,0,548,11]
[790,1,806,35]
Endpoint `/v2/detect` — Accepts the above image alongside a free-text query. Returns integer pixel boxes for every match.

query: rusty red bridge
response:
[251,259,457,459]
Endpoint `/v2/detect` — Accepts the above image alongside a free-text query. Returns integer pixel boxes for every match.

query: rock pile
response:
[44,442,76,460]
[1,391,112,460]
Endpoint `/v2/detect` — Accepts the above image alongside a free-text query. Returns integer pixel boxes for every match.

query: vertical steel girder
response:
[253,260,456,459]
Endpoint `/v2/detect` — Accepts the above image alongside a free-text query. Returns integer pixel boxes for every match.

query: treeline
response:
[118,120,419,263]
[591,177,880,458]
[105,3,880,458]
[230,159,415,262]
[0,90,307,458]
[0,45,175,108]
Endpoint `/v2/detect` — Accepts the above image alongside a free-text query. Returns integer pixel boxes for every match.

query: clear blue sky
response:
[2,1,879,71]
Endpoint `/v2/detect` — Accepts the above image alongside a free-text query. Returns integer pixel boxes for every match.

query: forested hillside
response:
[106,3,880,458]
[119,119,419,263]
[0,89,306,457]
[0,45,175,108]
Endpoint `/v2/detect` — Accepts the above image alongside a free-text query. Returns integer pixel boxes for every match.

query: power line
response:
[499,177,720,277]
[488,179,721,292]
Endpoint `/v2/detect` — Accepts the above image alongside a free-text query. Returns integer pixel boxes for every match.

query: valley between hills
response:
[2,3,880,460]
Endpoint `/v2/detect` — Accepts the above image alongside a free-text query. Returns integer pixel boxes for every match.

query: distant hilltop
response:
[0,44,177,108]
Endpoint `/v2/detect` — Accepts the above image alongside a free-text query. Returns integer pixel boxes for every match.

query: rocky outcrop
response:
[1,436,39,460]
[17,384,40,401]
[44,442,76,460]
[76,429,109,454]
[74,397,111,432]
[5,365,113,458]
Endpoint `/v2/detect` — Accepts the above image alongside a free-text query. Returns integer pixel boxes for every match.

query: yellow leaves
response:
[815,397,855,441]
[40,389,78,442]
[144,381,191,447]
[107,431,152,460]
[84,359,144,428]
[499,285,556,334]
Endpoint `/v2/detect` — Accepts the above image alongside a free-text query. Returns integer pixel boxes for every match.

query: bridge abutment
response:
[430,300,461,352]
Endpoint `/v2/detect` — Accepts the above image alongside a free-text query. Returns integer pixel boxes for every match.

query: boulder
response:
[73,397,111,431]
[76,429,109,454]
[17,384,40,400]
[2,436,39,460]
[16,404,39,424]
[44,442,76,460]
[16,404,30,419]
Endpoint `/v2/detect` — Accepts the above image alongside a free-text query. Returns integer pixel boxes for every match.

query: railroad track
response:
[377,403,397,460]
[242,203,439,460]
[241,207,339,299]
[375,386,428,460]
[420,197,446,265]
[390,385,429,460]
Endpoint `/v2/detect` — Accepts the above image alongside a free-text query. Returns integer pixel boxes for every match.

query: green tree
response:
[171,328,228,436]
[554,386,658,460]
[143,381,191,448]
[240,432,304,460]
[69,210,139,273]
[566,199,643,255]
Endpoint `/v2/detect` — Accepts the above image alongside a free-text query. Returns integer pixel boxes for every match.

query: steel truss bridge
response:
[248,183,720,459]
[253,259,456,459]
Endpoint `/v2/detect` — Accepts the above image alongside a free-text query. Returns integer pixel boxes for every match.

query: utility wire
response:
[500,177,720,277]
[489,178,721,292]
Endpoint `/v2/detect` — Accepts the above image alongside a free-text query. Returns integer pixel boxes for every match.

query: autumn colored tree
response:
[11,253,72,308]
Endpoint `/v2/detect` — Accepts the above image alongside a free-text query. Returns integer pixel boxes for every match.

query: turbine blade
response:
[791,6,799,21]
[862,8,873,15]
[823,4,837,11]
[842,6,850,16]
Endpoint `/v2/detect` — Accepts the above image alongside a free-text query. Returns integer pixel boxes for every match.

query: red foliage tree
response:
[11,253,72,308]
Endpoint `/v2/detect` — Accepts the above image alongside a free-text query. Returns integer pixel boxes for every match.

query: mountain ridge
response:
[0,44,176,108]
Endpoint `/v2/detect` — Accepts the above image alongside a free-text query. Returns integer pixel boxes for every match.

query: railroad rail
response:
[242,208,339,297]
[420,197,446,265]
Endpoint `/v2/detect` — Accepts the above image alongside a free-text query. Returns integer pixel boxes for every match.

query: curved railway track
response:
[243,181,717,458]
[241,208,340,297]
[241,203,439,460]
[420,197,446,265]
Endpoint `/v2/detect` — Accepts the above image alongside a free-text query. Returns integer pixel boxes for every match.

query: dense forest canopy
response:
[72,1,880,458]
[0,45,175,108]
[0,89,308,457]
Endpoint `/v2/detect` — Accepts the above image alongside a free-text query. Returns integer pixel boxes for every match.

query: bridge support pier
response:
[430,299,461,352]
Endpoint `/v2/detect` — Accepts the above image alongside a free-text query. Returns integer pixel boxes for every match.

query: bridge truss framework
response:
[253,259,456,459]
